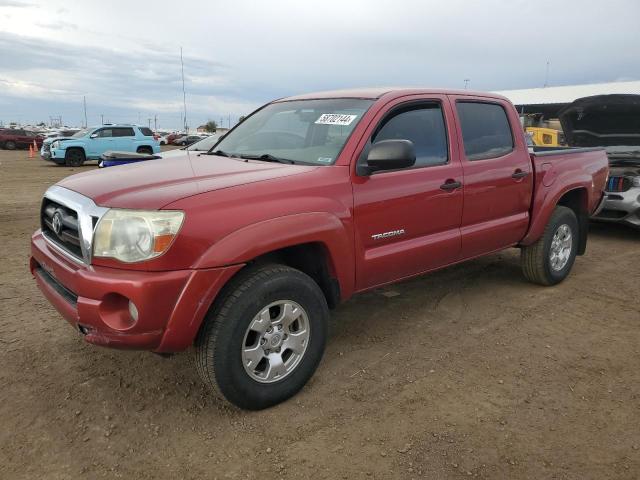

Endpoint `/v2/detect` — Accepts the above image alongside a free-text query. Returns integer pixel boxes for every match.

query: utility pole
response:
[228,114,231,129]
[464,79,470,89]
[148,118,152,128]
[543,60,550,87]
[154,114,157,132]
[180,47,188,134]
[83,96,88,128]
[100,114,104,125]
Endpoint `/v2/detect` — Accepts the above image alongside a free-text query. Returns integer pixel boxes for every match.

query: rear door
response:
[449,96,533,258]
[352,96,464,289]
[113,127,136,151]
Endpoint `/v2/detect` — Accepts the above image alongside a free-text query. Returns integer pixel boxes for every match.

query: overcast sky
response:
[1,0,639,130]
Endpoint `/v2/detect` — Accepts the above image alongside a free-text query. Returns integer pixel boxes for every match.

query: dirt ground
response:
[1,147,639,480]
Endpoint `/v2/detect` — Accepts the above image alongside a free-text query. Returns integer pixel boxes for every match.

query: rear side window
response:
[372,103,448,167]
[113,127,135,137]
[456,102,513,160]
[139,127,154,136]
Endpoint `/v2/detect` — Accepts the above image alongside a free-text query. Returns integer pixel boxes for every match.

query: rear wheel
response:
[64,149,85,167]
[521,206,579,286]
[195,264,329,410]
[137,146,153,155]
[5,141,16,150]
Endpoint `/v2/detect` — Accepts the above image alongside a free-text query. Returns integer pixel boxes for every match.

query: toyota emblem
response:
[52,211,63,235]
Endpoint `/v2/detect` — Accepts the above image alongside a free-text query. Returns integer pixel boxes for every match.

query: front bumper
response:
[592,186,640,228]
[49,147,66,162]
[30,230,243,352]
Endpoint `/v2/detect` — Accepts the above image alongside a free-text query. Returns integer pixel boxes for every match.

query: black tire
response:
[64,149,85,167]
[137,146,153,155]
[195,264,329,410]
[521,206,579,286]
[5,141,16,150]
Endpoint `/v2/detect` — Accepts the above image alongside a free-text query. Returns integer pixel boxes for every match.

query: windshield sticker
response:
[315,114,358,126]
[317,157,333,163]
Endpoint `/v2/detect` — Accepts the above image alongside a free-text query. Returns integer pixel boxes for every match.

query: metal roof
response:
[494,80,640,106]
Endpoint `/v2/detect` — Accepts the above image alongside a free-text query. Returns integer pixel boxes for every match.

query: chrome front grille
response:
[41,186,108,264]
[42,199,83,259]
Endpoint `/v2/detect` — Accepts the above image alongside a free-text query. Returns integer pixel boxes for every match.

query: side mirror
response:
[359,139,416,175]
[90,133,98,139]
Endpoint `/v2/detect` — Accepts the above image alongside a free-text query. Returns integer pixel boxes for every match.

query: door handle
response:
[512,169,529,179]
[440,180,462,191]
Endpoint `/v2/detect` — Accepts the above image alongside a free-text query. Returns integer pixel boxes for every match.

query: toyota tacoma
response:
[31,88,608,409]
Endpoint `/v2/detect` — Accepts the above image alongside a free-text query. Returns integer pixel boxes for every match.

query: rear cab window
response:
[456,102,514,160]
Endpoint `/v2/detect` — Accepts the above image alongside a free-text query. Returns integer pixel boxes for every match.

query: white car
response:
[159,132,225,158]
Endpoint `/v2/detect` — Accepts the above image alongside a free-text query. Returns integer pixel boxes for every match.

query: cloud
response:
[0,0,33,7]
[0,0,639,128]
[0,31,255,127]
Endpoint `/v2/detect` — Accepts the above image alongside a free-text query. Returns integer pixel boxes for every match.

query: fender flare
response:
[521,182,590,247]
[194,211,356,298]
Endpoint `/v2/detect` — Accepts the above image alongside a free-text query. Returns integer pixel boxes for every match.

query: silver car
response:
[594,148,640,228]
[559,94,640,228]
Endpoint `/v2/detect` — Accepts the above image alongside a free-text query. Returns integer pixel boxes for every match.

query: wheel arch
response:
[556,187,589,255]
[521,184,590,254]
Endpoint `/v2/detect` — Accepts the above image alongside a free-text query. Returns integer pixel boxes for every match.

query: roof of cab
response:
[280,87,509,102]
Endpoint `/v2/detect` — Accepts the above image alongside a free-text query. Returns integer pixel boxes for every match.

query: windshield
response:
[212,98,373,165]
[72,128,91,138]
[187,133,223,151]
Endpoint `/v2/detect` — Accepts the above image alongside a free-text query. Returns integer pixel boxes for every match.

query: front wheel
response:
[521,206,579,286]
[5,141,16,150]
[195,264,328,410]
[64,149,85,167]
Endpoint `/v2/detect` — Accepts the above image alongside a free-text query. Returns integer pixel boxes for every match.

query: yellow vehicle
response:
[525,127,564,147]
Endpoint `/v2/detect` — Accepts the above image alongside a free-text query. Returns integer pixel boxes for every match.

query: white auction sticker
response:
[315,114,358,126]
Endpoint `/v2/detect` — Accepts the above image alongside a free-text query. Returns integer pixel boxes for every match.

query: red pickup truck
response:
[30,88,608,409]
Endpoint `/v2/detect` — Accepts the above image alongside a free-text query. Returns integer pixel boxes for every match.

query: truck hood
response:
[58,152,318,209]
[559,94,640,147]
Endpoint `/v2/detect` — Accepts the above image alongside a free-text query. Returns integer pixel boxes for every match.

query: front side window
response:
[97,129,113,138]
[212,98,374,165]
[456,102,514,160]
[372,103,448,167]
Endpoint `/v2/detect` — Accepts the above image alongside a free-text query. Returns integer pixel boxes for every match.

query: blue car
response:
[47,124,160,166]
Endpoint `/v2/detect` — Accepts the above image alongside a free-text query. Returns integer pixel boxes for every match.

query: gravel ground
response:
[1,148,639,480]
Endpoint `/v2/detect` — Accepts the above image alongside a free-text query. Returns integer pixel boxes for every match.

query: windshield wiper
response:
[209,149,233,157]
[239,153,295,164]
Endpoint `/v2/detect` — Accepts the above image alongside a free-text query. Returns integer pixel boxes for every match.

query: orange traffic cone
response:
[29,144,34,158]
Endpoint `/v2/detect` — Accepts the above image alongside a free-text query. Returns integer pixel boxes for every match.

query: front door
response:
[352,98,464,290]
[88,128,116,156]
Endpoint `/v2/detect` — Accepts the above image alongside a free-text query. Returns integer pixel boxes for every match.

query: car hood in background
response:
[58,153,317,209]
[44,136,74,145]
[559,94,640,147]
[158,147,190,158]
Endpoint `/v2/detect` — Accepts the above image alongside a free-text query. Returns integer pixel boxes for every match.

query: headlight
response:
[51,141,59,149]
[632,176,640,187]
[93,209,185,263]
